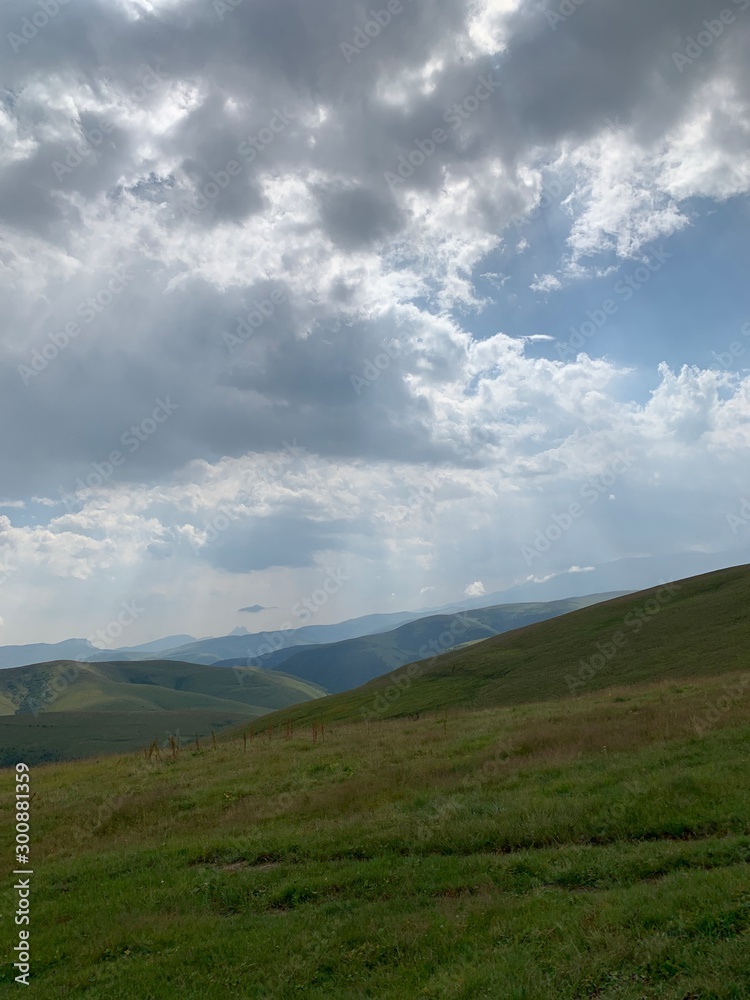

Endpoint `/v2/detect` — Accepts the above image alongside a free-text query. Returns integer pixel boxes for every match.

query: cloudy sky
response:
[1,0,749,646]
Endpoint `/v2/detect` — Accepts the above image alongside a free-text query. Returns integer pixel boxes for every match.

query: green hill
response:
[253,564,750,726]
[3,665,750,996]
[2,566,750,996]
[0,660,324,764]
[219,593,626,692]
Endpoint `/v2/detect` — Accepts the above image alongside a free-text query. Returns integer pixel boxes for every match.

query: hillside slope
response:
[0,659,324,715]
[257,564,750,726]
[218,594,624,692]
[0,660,325,764]
[3,665,750,997]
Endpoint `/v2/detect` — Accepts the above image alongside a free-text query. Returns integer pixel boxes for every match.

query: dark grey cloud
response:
[316,184,403,249]
[500,0,747,147]
[0,0,747,505]
[201,513,354,574]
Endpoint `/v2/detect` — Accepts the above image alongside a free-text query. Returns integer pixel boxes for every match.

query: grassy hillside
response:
[0,660,324,764]
[0,709,261,767]
[218,594,624,693]
[258,565,750,726]
[2,666,750,997]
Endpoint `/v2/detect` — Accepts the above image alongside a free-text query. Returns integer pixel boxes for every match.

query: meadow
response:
[2,565,749,997]
[1,667,749,998]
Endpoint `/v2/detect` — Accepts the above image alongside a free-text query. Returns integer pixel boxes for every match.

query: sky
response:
[0,0,749,646]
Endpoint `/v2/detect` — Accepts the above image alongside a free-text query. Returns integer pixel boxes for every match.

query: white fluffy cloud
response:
[0,0,748,641]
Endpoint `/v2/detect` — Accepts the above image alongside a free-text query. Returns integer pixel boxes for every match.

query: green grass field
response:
[259,564,750,727]
[2,667,749,997]
[0,709,263,767]
[0,660,325,764]
[1,565,748,997]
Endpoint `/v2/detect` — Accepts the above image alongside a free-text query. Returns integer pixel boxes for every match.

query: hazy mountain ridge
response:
[4,547,747,671]
[0,587,632,670]
[260,564,750,727]
[219,594,626,693]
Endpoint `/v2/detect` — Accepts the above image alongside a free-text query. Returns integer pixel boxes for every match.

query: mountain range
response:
[0,592,624,762]
[4,546,747,672]
[218,594,626,693]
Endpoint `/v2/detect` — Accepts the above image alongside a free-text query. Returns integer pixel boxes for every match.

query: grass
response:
[2,565,749,996]
[0,709,262,767]
[2,666,750,998]
[236,593,623,693]
[257,564,750,727]
[0,660,325,764]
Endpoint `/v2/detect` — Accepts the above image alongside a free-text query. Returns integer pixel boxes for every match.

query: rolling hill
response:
[0,589,630,670]
[2,564,750,995]
[217,593,626,692]
[253,564,750,726]
[3,585,750,996]
[0,659,324,764]
[5,610,431,669]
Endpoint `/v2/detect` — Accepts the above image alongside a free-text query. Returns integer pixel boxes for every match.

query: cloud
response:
[530,274,562,294]
[238,604,270,613]
[465,581,486,598]
[0,0,747,641]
